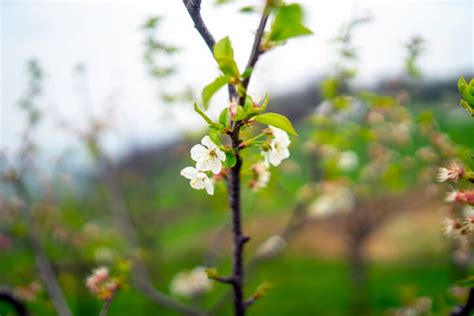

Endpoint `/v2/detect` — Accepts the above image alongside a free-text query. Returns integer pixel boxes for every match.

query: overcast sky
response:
[1,0,473,167]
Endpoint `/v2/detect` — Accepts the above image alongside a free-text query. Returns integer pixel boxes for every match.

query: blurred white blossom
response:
[256,235,287,258]
[251,162,271,191]
[170,266,212,298]
[308,184,355,218]
[338,150,359,171]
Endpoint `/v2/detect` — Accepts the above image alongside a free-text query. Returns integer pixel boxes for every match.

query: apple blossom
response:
[180,167,214,195]
[169,266,212,298]
[190,136,226,174]
[262,127,291,167]
[250,162,271,191]
[437,162,465,182]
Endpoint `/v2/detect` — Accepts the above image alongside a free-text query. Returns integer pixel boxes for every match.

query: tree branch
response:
[182,0,215,52]
[238,4,271,106]
[183,2,271,314]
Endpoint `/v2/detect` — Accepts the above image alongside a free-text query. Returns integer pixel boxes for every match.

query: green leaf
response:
[269,4,312,42]
[219,108,229,126]
[460,99,474,116]
[259,94,269,111]
[234,105,247,121]
[202,75,230,109]
[458,76,474,116]
[209,126,222,145]
[213,37,240,78]
[241,67,254,79]
[224,151,237,168]
[194,102,218,126]
[321,77,340,99]
[253,112,297,136]
[244,95,255,112]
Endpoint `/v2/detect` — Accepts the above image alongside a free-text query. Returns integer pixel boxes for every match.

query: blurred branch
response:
[98,297,113,316]
[98,155,206,316]
[11,177,73,316]
[0,286,29,316]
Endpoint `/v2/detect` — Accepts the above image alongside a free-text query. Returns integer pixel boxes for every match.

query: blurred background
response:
[1,0,474,315]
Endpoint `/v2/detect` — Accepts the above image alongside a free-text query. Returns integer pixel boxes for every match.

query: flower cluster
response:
[181,126,291,194]
[180,136,226,195]
[169,266,212,298]
[86,266,120,301]
[439,161,474,239]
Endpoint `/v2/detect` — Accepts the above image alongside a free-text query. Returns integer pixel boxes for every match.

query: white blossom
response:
[191,136,226,174]
[180,167,214,195]
[263,127,291,167]
[436,162,465,182]
[308,184,355,218]
[338,150,359,171]
[251,162,271,191]
[445,190,458,202]
[170,266,212,298]
[256,235,287,258]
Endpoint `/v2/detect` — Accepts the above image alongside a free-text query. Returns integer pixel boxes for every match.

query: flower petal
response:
[191,144,208,162]
[210,159,222,175]
[216,148,226,161]
[180,167,198,179]
[196,159,212,172]
[204,178,214,195]
[201,135,217,150]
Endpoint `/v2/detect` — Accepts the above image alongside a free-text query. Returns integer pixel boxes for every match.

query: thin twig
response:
[182,0,215,52]
[237,3,271,106]
[98,298,113,316]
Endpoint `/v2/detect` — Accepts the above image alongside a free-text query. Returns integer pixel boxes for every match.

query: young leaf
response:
[458,76,474,116]
[224,151,237,168]
[219,108,230,126]
[214,37,240,78]
[253,112,297,136]
[234,105,247,121]
[269,4,312,42]
[202,75,231,109]
[209,126,222,145]
[194,102,218,126]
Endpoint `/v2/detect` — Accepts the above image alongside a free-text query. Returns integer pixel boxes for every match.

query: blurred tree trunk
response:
[347,232,370,316]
